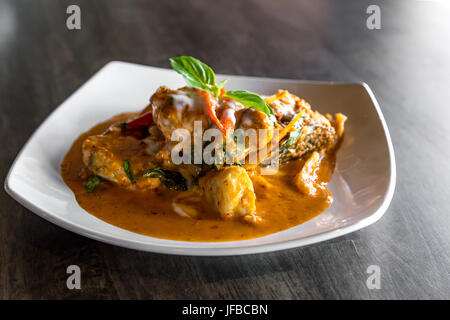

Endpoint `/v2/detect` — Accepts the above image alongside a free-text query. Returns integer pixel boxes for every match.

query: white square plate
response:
[4,61,395,256]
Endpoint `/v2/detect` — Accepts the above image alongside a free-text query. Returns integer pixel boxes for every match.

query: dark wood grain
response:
[1,0,450,299]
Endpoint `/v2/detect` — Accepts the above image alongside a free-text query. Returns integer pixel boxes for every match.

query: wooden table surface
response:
[1,0,449,299]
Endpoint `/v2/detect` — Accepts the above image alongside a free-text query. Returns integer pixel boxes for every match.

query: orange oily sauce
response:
[61,114,336,242]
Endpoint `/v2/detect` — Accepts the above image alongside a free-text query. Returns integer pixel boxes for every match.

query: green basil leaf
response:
[216,79,228,89]
[123,160,136,184]
[85,175,102,193]
[169,56,217,94]
[224,90,275,119]
[212,79,229,97]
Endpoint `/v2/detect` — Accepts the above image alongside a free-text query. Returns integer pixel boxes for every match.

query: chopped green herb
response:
[123,160,136,184]
[142,167,165,178]
[279,116,306,154]
[85,175,102,193]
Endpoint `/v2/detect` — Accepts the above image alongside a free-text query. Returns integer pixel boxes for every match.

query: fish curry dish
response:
[61,57,347,241]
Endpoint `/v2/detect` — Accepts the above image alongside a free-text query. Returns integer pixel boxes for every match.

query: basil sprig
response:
[169,56,274,118]
[170,56,220,97]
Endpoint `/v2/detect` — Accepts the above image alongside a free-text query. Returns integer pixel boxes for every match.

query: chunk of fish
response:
[269,91,340,163]
[151,86,210,140]
[82,128,160,190]
[235,107,275,152]
[199,166,260,223]
[293,151,326,197]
